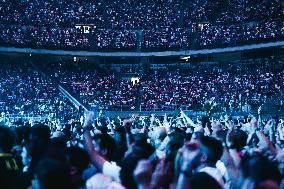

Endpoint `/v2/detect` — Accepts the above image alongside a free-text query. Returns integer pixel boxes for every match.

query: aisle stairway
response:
[137,30,143,52]
[29,60,89,112]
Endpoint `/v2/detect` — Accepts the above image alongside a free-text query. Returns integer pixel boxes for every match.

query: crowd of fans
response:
[198,20,284,48]
[96,30,137,50]
[0,0,283,50]
[38,59,138,110]
[142,29,190,51]
[1,0,284,186]
[34,56,284,113]
[216,0,283,24]
[1,55,284,115]
[0,0,104,27]
[0,58,76,122]
[0,25,138,51]
[140,56,284,112]
[105,0,184,30]
[0,55,284,189]
[1,107,284,189]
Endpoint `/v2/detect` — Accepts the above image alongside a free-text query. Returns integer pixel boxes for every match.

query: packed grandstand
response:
[0,0,283,51]
[0,54,283,116]
[1,0,284,189]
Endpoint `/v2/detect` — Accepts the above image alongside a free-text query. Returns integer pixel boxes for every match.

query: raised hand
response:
[123,117,134,133]
[83,111,94,128]
[250,116,258,128]
[226,125,236,147]
[150,114,155,123]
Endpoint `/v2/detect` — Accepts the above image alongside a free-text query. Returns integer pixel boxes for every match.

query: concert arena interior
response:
[0,0,284,189]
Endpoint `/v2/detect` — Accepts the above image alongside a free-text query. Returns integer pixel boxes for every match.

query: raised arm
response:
[123,117,135,148]
[83,112,106,171]
[176,142,200,189]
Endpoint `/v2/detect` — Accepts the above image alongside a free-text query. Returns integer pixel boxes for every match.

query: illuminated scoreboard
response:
[75,25,97,34]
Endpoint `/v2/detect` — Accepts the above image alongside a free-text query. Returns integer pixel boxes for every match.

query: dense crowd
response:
[197,20,284,48]
[0,0,104,27]
[0,25,138,51]
[1,0,284,188]
[0,55,284,188]
[105,0,184,30]
[38,60,138,110]
[34,56,284,113]
[0,58,76,121]
[4,0,281,29]
[1,55,284,115]
[142,29,190,51]
[0,0,283,50]
[216,0,283,24]
[140,56,284,112]
[1,108,284,189]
